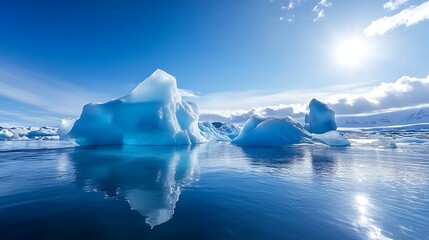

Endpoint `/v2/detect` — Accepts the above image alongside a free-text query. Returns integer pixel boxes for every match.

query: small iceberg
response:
[312,131,351,147]
[371,137,398,148]
[232,99,349,147]
[305,98,337,134]
[198,122,231,142]
[58,119,76,140]
[0,129,14,140]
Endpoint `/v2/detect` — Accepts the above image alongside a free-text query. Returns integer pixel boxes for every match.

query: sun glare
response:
[336,38,368,67]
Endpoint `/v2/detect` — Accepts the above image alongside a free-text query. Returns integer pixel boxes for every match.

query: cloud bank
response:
[365,1,429,36]
[200,75,429,123]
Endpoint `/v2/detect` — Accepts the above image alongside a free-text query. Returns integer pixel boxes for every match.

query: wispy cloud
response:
[0,110,61,127]
[313,0,332,21]
[365,1,429,36]
[281,1,294,10]
[0,64,114,125]
[383,0,408,10]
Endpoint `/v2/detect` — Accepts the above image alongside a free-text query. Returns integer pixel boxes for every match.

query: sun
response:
[336,38,368,67]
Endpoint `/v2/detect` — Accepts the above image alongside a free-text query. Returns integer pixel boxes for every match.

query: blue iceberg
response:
[198,122,231,142]
[198,122,241,142]
[212,122,241,139]
[70,69,206,146]
[231,98,350,147]
[231,116,313,147]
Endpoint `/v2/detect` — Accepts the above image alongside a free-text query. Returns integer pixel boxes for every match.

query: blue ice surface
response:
[232,116,313,146]
[305,98,337,134]
[0,134,428,239]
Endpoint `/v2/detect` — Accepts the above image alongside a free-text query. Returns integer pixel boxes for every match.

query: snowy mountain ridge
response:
[336,107,429,128]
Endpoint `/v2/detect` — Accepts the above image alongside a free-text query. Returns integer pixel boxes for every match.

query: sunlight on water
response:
[355,194,391,240]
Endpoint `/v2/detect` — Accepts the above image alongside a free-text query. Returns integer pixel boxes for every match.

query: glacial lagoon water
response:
[0,137,428,239]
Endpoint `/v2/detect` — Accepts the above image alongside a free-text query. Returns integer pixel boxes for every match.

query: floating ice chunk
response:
[0,129,14,140]
[198,122,230,142]
[26,127,58,138]
[58,119,76,140]
[0,126,62,141]
[371,137,398,148]
[312,131,351,147]
[7,127,30,139]
[305,98,337,134]
[70,69,206,146]
[212,122,242,139]
[396,137,429,144]
[232,116,312,147]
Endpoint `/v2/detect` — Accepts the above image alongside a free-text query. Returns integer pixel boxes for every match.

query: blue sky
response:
[1,0,429,126]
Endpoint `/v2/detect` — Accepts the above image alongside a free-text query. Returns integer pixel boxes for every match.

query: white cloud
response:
[383,0,408,11]
[279,16,285,21]
[199,75,429,122]
[329,75,429,114]
[365,1,429,36]
[313,0,332,21]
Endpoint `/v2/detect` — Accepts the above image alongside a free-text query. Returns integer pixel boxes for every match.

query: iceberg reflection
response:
[69,145,199,228]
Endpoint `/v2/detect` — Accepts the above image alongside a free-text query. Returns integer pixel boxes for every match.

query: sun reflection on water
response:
[355,194,391,240]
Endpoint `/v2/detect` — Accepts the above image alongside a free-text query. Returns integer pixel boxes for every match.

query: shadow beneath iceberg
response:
[309,148,338,177]
[239,145,341,178]
[68,145,199,228]
[239,146,307,168]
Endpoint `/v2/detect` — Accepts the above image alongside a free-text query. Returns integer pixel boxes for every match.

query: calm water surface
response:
[0,140,428,240]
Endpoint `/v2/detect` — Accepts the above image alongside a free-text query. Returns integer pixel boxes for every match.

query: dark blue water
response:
[0,141,428,239]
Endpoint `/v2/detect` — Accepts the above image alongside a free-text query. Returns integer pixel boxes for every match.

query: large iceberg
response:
[231,116,313,147]
[69,69,206,146]
[305,98,337,134]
